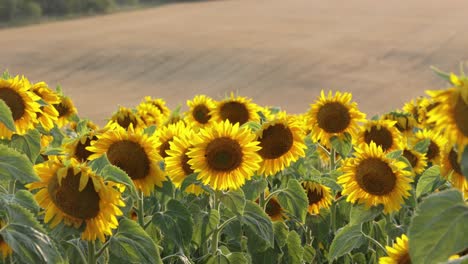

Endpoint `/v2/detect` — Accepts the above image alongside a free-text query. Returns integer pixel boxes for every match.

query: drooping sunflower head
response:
[307,90,366,146]
[338,142,412,214]
[441,147,468,195]
[106,106,143,130]
[185,95,217,129]
[141,96,171,119]
[256,114,307,176]
[0,220,12,259]
[53,95,77,128]
[256,190,285,222]
[0,75,41,138]
[358,119,404,153]
[381,111,417,138]
[136,102,165,127]
[187,120,262,190]
[156,121,188,159]
[302,181,333,215]
[87,125,166,196]
[30,81,60,131]
[212,93,260,126]
[27,158,124,242]
[410,129,447,165]
[63,132,99,162]
[379,234,411,264]
[402,145,428,177]
[69,119,99,133]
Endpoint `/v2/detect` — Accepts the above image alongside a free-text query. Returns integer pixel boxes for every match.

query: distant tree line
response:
[0,0,195,24]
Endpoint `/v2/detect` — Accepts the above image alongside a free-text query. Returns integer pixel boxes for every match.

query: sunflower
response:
[69,120,99,133]
[302,181,333,215]
[185,95,216,129]
[427,74,468,154]
[338,142,412,214]
[165,129,204,196]
[41,134,54,148]
[53,95,77,128]
[411,129,447,165]
[379,234,411,264]
[256,114,307,176]
[155,121,187,159]
[27,158,124,242]
[264,196,285,222]
[87,125,166,196]
[358,119,404,153]
[381,111,417,139]
[441,147,468,195]
[402,146,427,176]
[136,102,165,127]
[187,120,262,190]
[307,90,366,147]
[106,106,143,130]
[141,96,171,119]
[30,81,60,131]
[63,133,99,162]
[212,93,260,126]
[0,75,41,138]
[0,221,12,259]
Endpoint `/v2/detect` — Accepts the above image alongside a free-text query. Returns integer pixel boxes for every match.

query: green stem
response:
[211,192,220,255]
[259,190,266,209]
[330,148,336,171]
[66,241,87,264]
[8,180,15,194]
[362,233,387,253]
[87,240,96,264]
[263,189,283,210]
[137,191,145,227]
[95,240,111,260]
[330,202,337,233]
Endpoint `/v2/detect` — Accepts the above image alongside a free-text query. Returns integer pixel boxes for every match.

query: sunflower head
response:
[185,95,217,129]
[402,146,428,176]
[338,142,412,214]
[187,120,262,190]
[30,81,60,131]
[0,75,41,138]
[156,121,188,159]
[441,147,468,194]
[381,111,417,137]
[106,106,143,130]
[212,93,260,126]
[256,114,307,176]
[63,133,99,162]
[87,125,166,196]
[137,102,165,127]
[358,119,404,153]
[302,181,333,215]
[27,158,124,242]
[379,234,411,264]
[0,220,12,259]
[257,190,285,222]
[69,120,99,133]
[142,96,171,119]
[410,129,447,164]
[53,95,77,128]
[307,90,366,147]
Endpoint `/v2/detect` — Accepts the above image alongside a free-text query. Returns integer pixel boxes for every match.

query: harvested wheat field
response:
[1,0,467,124]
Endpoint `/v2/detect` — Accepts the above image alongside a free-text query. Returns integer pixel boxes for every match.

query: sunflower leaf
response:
[220,189,246,216]
[408,189,468,264]
[242,201,274,250]
[191,209,220,248]
[101,164,137,198]
[273,221,289,248]
[386,150,402,160]
[49,126,65,147]
[303,245,316,263]
[416,165,441,198]
[349,204,383,226]
[8,190,40,214]
[461,146,468,181]
[328,224,363,262]
[109,218,162,264]
[0,144,39,183]
[0,99,16,132]
[242,176,268,200]
[180,173,200,192]
[277,179,308,222]
[10,129,41,163]
[430,66,452,83]
[330,133,353,158]
[281,230,304,264]
[89,154,111,173]
[413,138,430,154]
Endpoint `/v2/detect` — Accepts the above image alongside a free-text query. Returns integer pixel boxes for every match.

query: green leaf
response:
[180,173,199,192]
[101,164,137,197]
[144,125,157,136]
[42,147,63,156]
[10,129,41,163]
[386,150,402,160]
[282,231,304,264]
[2,71,10,79]
[461,146,468,181]
[191,209,220,248]
[273,222,289,248]
[89,154,111,173]
[241,121,262,132]
[330,133,353,158]
[109,218,162,264]
[303,245,316,263]
[220,189,246,216]
[0,99,16,132]
[242,201,274,249]
[49,126,65,147]
[349,204,383,225]
[152,199,193,251]
[416,165,441,198]
[413,138,430,154]
[10,190,40,214]
[431,66,452,83]
[242,176,268,200]
[277,179,308,222]
[1,224,63,264]
[0,144,39,183]
[226,252,249,264]
[409,189,468,264]
[328,224,363,261]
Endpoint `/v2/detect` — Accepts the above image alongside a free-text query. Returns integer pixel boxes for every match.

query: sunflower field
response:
[0,68,467,264]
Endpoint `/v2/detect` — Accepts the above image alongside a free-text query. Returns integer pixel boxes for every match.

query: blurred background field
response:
[1,0,467,125]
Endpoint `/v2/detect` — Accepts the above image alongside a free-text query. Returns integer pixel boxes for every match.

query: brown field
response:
[1,0,467,125]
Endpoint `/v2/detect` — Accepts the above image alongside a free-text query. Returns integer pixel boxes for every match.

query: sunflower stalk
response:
[95,240,111,260]
[87,240,96,264]
[362,232,387,254]
[330,148,336,171]
[259,190,266,209]
[210,191,221,256]
[8,180,16,194]
[137,191,145,227]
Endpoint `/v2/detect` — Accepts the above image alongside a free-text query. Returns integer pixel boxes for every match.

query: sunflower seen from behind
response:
[0,75,41,138]
[358,119,404,153]
[256,113,307,176]
[338,142,412,214]
[212,93,260,126]
[302,181,333,215]
[137,102,165,128]
[307,90,366,147]
[379,234,411,264]
[27,158,124,242]
[187,120,262,190]
[87,125,166,195]
[381,111,417,139]
[185,95,216,129]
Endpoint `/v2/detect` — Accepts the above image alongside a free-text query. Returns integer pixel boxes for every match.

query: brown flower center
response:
[398,252,411,264]
[403,150,418,168]
[74,136,97,162]
[258,124,293,159]
[159,138,173,159]
[265,198,282,219]
[364,126,393,152]
[219,101,250,125]
[0,88,26,121]
[53,101,71,118]
[306,186,324,205]
[181,151,194,175]
[48,168,100,219]
[448,149,462,175]
[426,141,439,161]
[316,102,351,133]
[205,137,243,171]
[453,95,468,137]
[117,113,137,129]
[193,104,211,124]
[356,158,396,195]
[107,140,150,180]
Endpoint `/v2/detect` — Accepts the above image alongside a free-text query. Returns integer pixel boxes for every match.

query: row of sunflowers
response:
[0,69,467,264]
